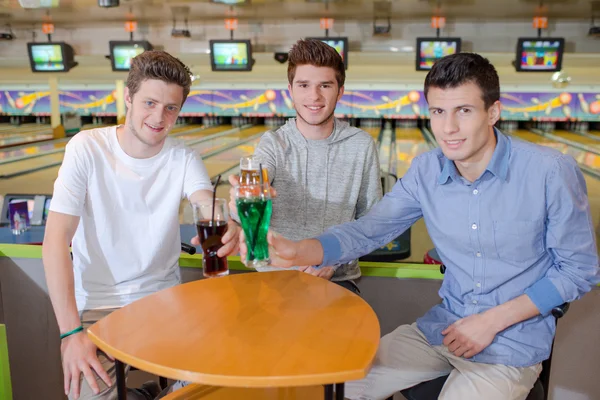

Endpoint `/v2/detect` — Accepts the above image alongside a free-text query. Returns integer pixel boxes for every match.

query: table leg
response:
[335,383,345,400]
[324,384,334,400]
[115,360,127,400]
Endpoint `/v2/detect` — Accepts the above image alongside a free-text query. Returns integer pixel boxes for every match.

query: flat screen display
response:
[7,199,35,220]
[307,37,348,70]
[210,40,252,71]
[109,41,152,71]
[27,42,76,73]
[416,38,461,71]
[516,38,564,72]
[29,44,65,71]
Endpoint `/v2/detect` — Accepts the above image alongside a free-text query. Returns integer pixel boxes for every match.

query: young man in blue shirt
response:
[249,53,600,399]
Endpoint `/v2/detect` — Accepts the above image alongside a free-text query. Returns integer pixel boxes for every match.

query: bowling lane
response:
[0,124,244,194]
[0,124,215,174]
[586,131,600,140]
[0,132,53,148]
[0,123,195,150]
[361,126,382,141]
[511,129,555,144]
[0,139,69,161]
[188,125,266,155]
[0,124,197,162]
[0,150,64,176]
[174,125,233,141]
[0,123,51,135]
[552,130,600,148]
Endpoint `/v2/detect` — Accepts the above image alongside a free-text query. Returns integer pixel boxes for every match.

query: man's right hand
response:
[239,229,303,268]
[267,231,303,268]
[61,331,112,399]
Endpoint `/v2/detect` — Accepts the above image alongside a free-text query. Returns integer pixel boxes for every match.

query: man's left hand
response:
[442,313,498,359]
[300,266,335,280]
[191,220,240,257]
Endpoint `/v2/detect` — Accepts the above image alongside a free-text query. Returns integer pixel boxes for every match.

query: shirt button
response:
[476,282,481,288]
[473,189,479,195]
[471,223,478,230]
[472,300,478,304]
[476,252,481,257]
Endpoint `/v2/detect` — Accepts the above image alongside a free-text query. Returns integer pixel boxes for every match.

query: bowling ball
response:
[559,92,572,105]
[408,91,420,103]
[589,101,600,115]
[265,90,276,102]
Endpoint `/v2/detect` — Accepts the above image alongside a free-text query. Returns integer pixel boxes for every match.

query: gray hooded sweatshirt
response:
[254,118,382,281]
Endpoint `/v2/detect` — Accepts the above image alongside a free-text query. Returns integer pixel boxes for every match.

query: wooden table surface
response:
[87,270,380,388]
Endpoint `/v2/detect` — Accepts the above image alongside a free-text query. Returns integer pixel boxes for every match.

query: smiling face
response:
[428,81,500,167]
[288,64,344,129]
[124,78,183,152]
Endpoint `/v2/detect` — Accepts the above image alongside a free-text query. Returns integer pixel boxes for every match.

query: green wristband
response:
[60,325,84,340]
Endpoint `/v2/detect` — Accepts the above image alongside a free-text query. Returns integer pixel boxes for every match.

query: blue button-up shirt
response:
[317,129,599,367]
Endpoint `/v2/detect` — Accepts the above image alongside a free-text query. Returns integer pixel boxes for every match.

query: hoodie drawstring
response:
[303,146,309,227]
[322,146,330,233]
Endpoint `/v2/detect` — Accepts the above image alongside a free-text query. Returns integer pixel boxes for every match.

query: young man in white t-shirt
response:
[42,51,240,400]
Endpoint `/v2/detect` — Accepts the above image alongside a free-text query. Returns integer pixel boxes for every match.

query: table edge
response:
[88,329,374,387]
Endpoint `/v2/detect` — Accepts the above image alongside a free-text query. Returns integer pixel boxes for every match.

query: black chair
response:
[389,264,569,400]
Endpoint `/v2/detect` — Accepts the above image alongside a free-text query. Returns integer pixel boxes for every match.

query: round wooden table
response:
[87,270,380,400]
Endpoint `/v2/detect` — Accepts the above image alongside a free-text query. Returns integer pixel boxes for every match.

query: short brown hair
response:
[287,38,345,88]
[424,53,500,110]
[126,50,192,105]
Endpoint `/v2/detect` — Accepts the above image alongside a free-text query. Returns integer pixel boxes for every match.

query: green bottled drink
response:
[236,196,273,268]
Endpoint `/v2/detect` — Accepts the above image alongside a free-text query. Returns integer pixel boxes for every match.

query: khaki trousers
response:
[345,323,542,400]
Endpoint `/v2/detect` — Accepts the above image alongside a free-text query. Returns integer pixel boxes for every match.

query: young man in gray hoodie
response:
[230,38,382,293]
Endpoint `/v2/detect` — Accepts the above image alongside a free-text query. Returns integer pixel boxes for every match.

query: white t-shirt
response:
[50,126,212,311]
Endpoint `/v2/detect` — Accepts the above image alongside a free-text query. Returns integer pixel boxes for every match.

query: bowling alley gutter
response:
[530,129,600,181]
[571,130,600,143]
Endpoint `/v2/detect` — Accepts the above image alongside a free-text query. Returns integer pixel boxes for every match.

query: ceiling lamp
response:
[98,0,119,7]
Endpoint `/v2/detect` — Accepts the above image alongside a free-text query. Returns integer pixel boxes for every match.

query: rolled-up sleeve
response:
[525,155,600,315]
[316,156,424,267]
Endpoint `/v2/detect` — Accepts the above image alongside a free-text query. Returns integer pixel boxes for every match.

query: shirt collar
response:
[437,127,510,185]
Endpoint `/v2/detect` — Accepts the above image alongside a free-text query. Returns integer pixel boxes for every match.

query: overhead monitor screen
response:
[416,38,461,71]
[516,38,564,72]
[210,40,252,71]
[29,44,65,72]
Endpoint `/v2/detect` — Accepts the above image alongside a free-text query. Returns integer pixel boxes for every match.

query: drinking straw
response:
[249,164,266,258]
[211,175,222,235]
[259,163,264,186]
